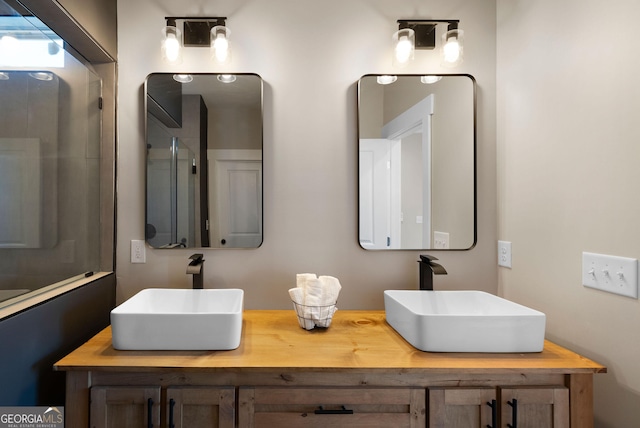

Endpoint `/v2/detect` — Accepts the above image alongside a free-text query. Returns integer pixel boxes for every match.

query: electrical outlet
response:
[131,240,146,263]
[498,240,512,268]
[582,252,638,298]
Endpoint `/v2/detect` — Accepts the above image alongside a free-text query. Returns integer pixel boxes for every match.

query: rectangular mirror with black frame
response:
[145,73,263,249]
[358,74,476,250]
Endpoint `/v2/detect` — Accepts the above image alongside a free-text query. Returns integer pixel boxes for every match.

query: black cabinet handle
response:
[147,398,154,428]
[169,398,176,428]
[486,399,497,428]
[507,398,518,428]
[314,405,354,415]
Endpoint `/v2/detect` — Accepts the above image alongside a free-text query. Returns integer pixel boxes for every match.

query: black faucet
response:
[187,253,205,289]
[418,255,447,290]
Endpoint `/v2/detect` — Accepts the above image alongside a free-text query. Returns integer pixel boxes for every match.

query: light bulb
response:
[164,34,180,62]
[211,26,231,64]
[213,35,228,62]
[391,28,414,67]
[443,37,461,63]
[395,35,413,64]
[161,25,182,64]
[441,28,464,67]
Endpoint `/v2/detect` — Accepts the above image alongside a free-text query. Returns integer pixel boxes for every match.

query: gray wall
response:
[0,274,115,405]
[115,0,498,310]
[496,0,640,425]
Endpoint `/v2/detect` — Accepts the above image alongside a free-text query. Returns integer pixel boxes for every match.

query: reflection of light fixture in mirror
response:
[211,25,231,63]
[0,72,9,80]
[394,19,462,67]
[420,75,442,84]
[28,72,54,81]
[217,74,236,83]
[441,22,464,67]
[161,18,182,64]
[377,75,397,85]
[173,74,193,83]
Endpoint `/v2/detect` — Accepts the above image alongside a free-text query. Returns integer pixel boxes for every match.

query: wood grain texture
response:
[55,310,606,374]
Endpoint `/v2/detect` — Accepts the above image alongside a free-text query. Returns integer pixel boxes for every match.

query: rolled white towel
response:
[289,287,315,330]
[315,305,338,328]
[288,287,306,328]
[319,275,341,305]
[291,273,342,329]
[303,277,323,306]
[296,273,317,289]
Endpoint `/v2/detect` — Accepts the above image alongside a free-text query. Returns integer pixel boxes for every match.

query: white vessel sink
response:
[111,288,244,351]
[384,290,545,353]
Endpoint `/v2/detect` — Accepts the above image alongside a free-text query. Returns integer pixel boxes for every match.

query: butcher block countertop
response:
[54,310,605,374]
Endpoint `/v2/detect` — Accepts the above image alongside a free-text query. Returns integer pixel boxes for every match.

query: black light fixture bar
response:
[397,19,459,49]
[165,16,227,47]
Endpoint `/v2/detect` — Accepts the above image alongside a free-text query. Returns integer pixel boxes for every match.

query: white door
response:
[359,139,398,249]
[382,95,434,248]
[208,150,262,248]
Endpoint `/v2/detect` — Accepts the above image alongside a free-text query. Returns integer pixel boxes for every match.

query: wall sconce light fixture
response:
[393,19,463,67]
[162,17,231,64]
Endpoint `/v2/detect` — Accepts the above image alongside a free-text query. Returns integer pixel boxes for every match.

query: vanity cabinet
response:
[428,386,569,427]
[238,387,425,427]
[90,386,235,428]
[90,386,160,428]
[55,311,605,428]
[167,387,235,428]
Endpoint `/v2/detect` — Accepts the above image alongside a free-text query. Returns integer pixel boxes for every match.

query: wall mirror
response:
[145,73,263,249]
[358,74,476,250]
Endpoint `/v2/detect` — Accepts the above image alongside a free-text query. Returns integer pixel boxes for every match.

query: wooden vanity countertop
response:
[54,310,606,374]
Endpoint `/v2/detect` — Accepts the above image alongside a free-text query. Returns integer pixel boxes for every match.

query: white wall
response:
[116,0,497,309]
[497,0,640,425]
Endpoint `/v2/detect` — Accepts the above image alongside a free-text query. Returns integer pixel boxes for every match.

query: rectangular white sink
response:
[384,290,545,353]
[111,288,244,351]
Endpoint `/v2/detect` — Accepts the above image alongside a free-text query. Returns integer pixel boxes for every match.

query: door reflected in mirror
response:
[145,73,263,249]
[358,74,476,250]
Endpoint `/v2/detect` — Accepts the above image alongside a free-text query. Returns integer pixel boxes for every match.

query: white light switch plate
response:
[582,252,638,299]
[498,240,512,268]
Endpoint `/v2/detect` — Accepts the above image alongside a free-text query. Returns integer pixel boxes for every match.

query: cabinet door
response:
[238,387,425,428]
[500,386,569,428]
[428,387,496,428]
[167,387,235,428]
[91,386,160,428]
